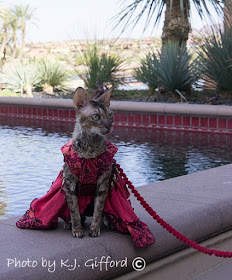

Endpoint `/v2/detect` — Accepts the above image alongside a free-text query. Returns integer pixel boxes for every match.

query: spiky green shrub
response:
[4,63,40,96]
[76,43,122,89]
[136,41,201,94]
[135,52,159,91]
[158,42,201,92]
[37,59,71,91]
[198,27,232,91]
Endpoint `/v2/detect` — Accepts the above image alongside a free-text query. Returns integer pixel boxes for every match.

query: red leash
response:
[116,163,232,258]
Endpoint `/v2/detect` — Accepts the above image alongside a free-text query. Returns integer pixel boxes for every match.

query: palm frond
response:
[191,0,223,20]
[112,0,223,35]
[112,0,165,34]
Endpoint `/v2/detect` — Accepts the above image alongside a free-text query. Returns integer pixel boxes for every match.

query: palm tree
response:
[224,0,232,31]
[9,13,19,59]
[0,6,10,63]
[114,0,224,46]
[11,4,36,60]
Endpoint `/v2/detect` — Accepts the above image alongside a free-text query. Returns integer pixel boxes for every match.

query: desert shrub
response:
[74,42,123,89]
[37,59,71,91]
[198,27,232,91]
[75,55,85,65]
[4,63,40,96]
[135,52,159,92]
[136,41,201,95]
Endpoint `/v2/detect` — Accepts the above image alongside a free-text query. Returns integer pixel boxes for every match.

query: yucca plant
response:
[4,63,40,97]
[158,42,200,92]
[198,27,232,91]
[136,41,201,96]
[135,52,159,92]
[37,59,71,93]
[76,42,123,89]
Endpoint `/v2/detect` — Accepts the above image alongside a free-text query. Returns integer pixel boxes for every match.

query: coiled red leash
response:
[116,163,232,258]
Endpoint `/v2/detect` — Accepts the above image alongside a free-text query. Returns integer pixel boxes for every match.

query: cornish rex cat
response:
[63,87,114,238]
[16,86,155,247]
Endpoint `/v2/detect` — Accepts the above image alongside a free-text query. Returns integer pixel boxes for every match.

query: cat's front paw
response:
[72,227,84,238]
[89,228,100,237]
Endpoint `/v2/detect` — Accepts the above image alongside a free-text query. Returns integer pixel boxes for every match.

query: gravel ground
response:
[31,91,232,106]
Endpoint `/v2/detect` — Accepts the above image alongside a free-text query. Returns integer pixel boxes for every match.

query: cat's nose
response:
[105,126,111,133]
[104,124,112,133]
[104,121,112,129]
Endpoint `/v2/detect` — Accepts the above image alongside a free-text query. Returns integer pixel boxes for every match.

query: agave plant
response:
[136,41,201,95]
[198,27,232,91]
[75,42,123,89]
[135,52,159,92]
[37,59,71,93]
[158,42,201,92]
[4,62,40,97]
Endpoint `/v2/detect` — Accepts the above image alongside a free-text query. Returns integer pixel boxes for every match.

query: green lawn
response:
[0,89,21,97]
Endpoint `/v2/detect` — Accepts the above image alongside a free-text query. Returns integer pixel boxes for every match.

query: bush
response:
[74,42,123,89]
[4,63,40,96]
[37,59,71,92]
[136,41,201,95]
[135,52,159,92]
[198,27,232,91]
[4,60,71,95]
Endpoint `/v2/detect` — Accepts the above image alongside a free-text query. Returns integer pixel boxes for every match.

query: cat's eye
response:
[109,113,114,119]
[91,114,100,121]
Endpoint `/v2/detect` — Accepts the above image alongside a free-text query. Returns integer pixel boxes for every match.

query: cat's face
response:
[73,87,114,136]
[78,99,114,135]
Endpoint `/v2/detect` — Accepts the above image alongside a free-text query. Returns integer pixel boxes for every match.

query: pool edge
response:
[1,164,232,279]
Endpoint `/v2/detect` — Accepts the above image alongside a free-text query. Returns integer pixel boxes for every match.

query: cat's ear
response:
[73,87,90,110]
[97,86,113,107]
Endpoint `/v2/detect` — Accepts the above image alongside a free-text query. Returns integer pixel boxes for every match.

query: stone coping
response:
[1,164,232,280]
[0,96,232,117]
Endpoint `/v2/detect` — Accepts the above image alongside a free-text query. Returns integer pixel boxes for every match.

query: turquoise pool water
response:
[1,116,232,219]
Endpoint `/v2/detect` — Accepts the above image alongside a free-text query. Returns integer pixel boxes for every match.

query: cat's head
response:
[73,87,114,136]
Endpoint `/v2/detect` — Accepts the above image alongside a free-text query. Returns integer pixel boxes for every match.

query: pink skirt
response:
[16,169,155,248]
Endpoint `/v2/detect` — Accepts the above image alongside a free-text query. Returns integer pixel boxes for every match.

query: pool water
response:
[1,116,232,220]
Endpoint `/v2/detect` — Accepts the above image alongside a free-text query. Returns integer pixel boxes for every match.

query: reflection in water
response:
[1,116,232,219]
[109,127,232,184]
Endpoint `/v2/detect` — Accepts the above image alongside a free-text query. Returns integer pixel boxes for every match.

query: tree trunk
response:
[18,22,25,60]
[43,84,54,94]
[24,85,33,98]
[2,46,6,64]
[224,0,232,31]
[162,0,190,46]
[12,31,17,59]
[0,24,8,64]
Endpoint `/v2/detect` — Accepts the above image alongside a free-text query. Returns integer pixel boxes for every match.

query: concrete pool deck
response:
[1,164,232,280]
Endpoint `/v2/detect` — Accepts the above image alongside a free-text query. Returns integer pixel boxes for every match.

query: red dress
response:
[16,140,155,247]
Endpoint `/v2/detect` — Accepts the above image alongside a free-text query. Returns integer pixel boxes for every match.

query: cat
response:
[62,86,114,238]
[16,85,155,247]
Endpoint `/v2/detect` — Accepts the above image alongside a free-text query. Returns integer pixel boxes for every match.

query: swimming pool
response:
[1,116,232,220]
